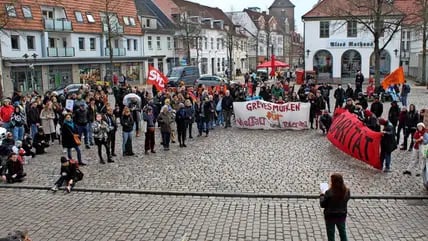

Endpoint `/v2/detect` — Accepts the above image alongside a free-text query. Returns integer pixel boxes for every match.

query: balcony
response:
[105,48,126,56]
[47,47,75,57]
[44,19,73,31]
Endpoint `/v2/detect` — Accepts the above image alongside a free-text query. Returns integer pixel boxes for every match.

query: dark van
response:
[166,66,200,87]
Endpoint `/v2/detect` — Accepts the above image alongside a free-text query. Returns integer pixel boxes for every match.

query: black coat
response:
[221,95,234,111]
[62,122,78,148]
[120,114,134,132]
[381,123,397,153]
[320,189,350,220]
[370,101,383,118]
[388,104,400,126]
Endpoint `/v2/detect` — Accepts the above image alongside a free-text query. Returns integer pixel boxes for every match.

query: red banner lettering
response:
[327,111,382,170]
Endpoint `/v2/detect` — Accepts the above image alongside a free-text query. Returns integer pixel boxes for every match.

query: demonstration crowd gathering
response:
[0,68,427,193]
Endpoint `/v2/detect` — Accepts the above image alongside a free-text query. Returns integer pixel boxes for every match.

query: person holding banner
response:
[379,118,397,172]
[320,173,350,241]
[403,123,426,176]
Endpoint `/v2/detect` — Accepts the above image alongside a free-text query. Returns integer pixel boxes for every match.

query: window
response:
[216,38,220,50]
[320,21,330,38]
[27,36,35,50]
[347,20,357,37]
[114,39,119,48]
[42,10,53,19]
[86,13,95,23]
[48,38,55,48]
[148,36,152,49]
[204,37,207,49]
[133,39,137,51]
[167,37,171,49]
[11,35,19,50]
[90,38,96,50]
[123,16,129,26]
[22,6,32,18]
[146,19,150,28]
[210,37,214,49]
[75,11,84,23]
[221,39,224,49]
[156,36,161,49]
[6,4,17,17]
[78,37,85,50]
[127,39,131,51]
[129,17,136,26]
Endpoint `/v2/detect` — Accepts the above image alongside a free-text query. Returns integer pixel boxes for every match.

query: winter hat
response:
[364,109,372,117]
[379,118,387,126]
[60,156,68,163]
[417,122,426,129]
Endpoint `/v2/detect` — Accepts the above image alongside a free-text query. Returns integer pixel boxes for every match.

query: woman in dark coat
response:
[120,106,135,156]
[62,113,85,165]
[388,101,400,134]
[320,173,350,241]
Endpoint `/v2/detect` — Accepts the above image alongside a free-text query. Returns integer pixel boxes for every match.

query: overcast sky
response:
[187,0,319,34]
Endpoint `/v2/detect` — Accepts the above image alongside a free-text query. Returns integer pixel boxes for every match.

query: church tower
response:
[269,0,295,32]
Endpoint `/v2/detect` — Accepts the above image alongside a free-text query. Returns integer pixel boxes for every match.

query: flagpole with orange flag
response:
[381,66,405,90]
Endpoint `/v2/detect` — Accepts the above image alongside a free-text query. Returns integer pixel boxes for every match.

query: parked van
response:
[166,66,200,87]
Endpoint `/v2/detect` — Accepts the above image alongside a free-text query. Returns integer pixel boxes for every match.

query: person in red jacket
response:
[403,123,427,176]
[0,98,15,132]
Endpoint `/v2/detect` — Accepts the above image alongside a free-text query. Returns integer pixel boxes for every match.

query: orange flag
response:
[381,67,404,90]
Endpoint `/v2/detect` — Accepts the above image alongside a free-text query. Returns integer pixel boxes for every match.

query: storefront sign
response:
[328,40,374,48]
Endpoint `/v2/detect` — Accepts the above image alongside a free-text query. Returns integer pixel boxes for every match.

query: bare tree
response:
[406,0,428,87]
[172,9,201,66]
[100,0,126,84]
[329,0,404,87]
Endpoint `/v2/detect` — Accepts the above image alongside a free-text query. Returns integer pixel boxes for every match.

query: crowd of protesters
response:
[0,71,426,190]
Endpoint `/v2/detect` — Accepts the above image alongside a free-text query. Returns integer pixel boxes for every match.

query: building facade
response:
[302,0,402,82]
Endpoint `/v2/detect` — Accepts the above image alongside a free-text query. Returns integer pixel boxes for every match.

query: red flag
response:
[147,65,168,91]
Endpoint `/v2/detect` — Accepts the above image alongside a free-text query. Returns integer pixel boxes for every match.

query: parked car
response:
[194,75,229,87]
[47,83,85,96]
[166,66,200,87]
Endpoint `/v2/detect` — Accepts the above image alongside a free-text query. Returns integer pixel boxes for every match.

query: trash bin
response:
[295,70,304,84]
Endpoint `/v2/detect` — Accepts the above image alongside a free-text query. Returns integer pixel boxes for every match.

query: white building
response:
[302,1,402,82]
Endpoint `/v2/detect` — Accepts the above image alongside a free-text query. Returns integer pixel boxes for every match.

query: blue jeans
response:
[30,124,38,140]
[67,146,82,164]
[2,122,11,132]
[401,95,408,106]
[13,126,24,141]
[77,124,89,146]
[216,110,224,126]
[381,151,392,170]
[87,122,94,144]
[326,221,348,241]
[122,131,132,154]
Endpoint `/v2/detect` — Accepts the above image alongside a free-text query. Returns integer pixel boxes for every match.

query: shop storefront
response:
[124,63,140,82]
[79,64,101,84]
[10,66,42,92]
[48,65,72,89]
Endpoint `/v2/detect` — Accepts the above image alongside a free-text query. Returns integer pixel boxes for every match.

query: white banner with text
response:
[233,100,310,130]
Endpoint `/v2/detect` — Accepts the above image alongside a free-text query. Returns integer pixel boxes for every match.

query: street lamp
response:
[306,49,311,57]
[23,53,38,92]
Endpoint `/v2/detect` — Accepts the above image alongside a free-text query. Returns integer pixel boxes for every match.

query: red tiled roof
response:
[0,0,142,35]
[394,0,421,25]
[302,0,403,19]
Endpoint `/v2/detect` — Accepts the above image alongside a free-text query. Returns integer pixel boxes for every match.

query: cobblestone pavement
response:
[0,189,427,241]
[2,86,428,197]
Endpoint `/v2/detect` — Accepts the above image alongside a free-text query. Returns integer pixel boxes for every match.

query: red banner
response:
[147,65,168,91]
[327,111,382,170]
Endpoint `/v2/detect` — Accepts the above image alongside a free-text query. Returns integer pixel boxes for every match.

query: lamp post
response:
[23,53,38,92]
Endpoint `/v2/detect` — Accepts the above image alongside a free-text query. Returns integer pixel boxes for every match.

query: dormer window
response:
[123,16,130,26]
[129,17,136,26]
[86,12,95,23]
[146,19,150,28]
[22,6,32,18]
[6,4,17,17]
[75,11,84,23]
